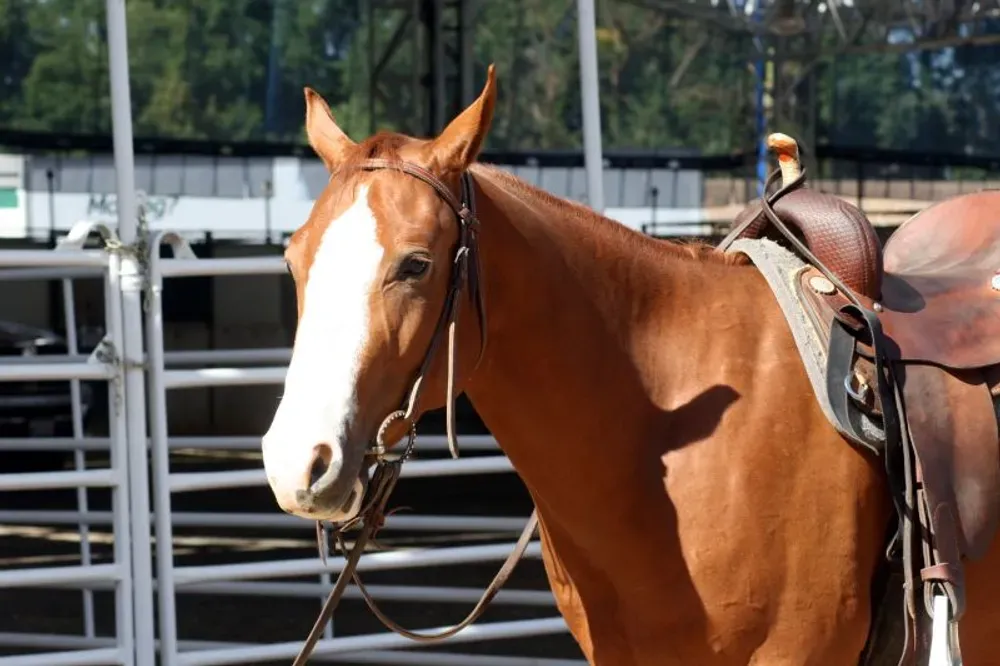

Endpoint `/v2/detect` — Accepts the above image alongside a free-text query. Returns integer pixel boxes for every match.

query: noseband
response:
[292,160,539,665]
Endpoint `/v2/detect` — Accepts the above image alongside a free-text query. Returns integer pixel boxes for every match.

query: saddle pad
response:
[726,238,885,451]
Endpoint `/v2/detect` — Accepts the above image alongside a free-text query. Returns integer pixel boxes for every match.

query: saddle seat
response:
[877,189,1000,369]
[730,187,884,300]
[735,182,1000,370]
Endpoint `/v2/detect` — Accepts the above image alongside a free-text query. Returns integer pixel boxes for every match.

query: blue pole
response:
[752,2,767,196]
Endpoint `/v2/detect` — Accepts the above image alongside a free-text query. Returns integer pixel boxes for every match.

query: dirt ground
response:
[0,447,585,665]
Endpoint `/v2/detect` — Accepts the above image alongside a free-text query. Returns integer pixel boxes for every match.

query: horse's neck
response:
[464,174,720,531]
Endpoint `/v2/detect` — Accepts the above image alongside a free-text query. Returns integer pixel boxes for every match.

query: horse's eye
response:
[396,255,431,282]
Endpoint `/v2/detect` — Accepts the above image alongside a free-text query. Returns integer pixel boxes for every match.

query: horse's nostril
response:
[309,443,334,487]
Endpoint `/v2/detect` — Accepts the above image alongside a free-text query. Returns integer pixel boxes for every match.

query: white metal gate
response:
[0,223,149,666]
[0,220,582,665]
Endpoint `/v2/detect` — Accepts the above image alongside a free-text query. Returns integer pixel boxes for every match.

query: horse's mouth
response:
[289,465,370,523]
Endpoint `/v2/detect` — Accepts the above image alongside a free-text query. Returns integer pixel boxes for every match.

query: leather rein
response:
[291,159,539,665]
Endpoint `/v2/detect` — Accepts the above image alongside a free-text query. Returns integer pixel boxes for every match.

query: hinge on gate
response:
[90,337,125,414]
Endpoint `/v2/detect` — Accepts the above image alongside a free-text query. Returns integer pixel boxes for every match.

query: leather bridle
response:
[291,159,539,665]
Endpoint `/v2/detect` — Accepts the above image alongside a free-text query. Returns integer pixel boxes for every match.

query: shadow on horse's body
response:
[262,65,1000,665]
[466,164,889,665]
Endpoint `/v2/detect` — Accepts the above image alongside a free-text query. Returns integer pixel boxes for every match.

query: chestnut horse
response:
[261,66,1000,664]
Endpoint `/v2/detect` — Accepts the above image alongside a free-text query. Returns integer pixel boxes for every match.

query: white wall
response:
[11,152,706,239]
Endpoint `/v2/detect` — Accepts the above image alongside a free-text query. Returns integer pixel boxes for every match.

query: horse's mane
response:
[471,163,748,267]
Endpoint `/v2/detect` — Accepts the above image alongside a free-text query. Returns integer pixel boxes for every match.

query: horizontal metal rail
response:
[0,355,93,365]
[0,634,583,666]
[0,438,110,452]
[183,581,556,606]
[0,362,113,382]
[163,348,291,366]
[0,348,290,368]
[45,579,554,607]
[0,648,125,666]
[163,367,287,389]
[0,250,108,269]
[0,634,113,650]
[177,617,569,666]
[174,541,544,585]
[0,434,500,452]
[158,257,285,278]
[0,563,122,589]
[308,651,584,666]
[0,266,105,282]
[0,469,117,491]
[168,456,515,492]
[0,510,528,533]
[162,434,499,452]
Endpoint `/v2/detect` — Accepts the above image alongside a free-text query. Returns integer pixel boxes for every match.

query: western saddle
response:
[719,134,1000,666]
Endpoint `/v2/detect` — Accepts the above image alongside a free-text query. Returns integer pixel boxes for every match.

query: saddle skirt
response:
[725,237,886,451]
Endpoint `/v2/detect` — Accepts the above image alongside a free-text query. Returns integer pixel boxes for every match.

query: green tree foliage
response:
[0,0,994,155]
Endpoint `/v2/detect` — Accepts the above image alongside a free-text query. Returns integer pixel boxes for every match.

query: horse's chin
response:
[313,469,369,523]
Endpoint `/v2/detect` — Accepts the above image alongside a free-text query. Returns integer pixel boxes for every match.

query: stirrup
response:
[928,594,963,666]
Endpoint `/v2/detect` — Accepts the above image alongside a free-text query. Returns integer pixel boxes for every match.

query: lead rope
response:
[292,433,412,666]
[344,511,538,642]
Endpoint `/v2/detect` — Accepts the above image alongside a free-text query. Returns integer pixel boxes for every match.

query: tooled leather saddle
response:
[718,135,1000,666]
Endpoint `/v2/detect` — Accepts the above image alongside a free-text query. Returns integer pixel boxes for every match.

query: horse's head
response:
[262,66,498,521]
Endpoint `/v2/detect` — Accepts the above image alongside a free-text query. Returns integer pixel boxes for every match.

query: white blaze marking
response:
[262,185,383,510]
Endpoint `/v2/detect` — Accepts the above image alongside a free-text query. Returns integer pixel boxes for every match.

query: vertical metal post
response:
[105,248,136,666]
[145,253,179,666]
[61,277,95,638]
[320,531,333,639]
[106,0,137,243]
[576,0,605,212]
[856,160,865,211]
[263,180,273,245]
[105,1,156,664]
[46,169,56,239]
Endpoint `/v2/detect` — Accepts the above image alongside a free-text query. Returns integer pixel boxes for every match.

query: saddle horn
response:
[767,133,802,187]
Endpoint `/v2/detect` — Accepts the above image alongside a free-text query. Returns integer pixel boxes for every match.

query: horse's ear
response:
[427,64,497,172]
[304,87,355,171]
